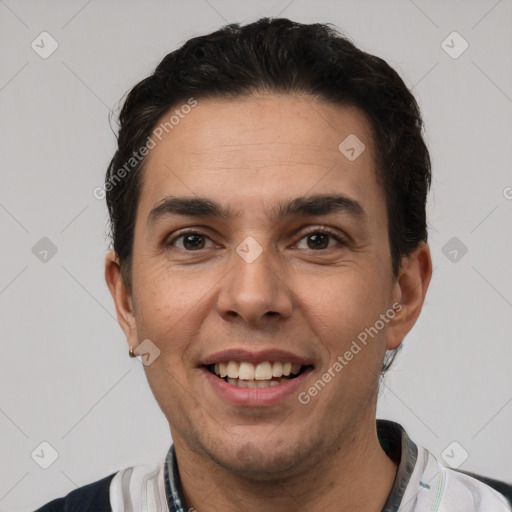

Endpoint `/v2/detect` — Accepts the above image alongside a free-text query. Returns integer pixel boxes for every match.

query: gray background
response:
[1,0,511,510]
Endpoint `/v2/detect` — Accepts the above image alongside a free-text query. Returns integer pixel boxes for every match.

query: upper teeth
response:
[213,361,302,380]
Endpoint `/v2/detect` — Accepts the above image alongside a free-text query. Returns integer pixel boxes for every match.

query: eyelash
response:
[166,227,348,251]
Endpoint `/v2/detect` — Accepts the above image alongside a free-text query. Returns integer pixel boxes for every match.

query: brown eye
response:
[307,233,330,249]
[296,229,346,251]
[182,234,205,250]
[167,231,214,250]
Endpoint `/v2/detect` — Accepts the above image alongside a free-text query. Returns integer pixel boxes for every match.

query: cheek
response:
[136,259,199,315]
[297,269,389,356]
[132,264,218,362]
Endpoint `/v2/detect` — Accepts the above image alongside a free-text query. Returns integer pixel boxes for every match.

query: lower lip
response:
[201,367,312,407]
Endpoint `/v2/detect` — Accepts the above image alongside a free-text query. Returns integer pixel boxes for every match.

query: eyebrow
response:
[147,193,367,227]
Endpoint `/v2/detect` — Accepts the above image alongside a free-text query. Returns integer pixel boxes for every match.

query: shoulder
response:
[379,420,512,512]
[32,457,169,512]
[33,472,116,512]
[446,467,512,509]
[406,444,512,511]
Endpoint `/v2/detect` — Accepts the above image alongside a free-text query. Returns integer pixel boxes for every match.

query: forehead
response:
[136,93,385,227]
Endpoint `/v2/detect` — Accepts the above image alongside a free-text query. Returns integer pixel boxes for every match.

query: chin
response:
[218,445,300,479]
[200,428,322,480]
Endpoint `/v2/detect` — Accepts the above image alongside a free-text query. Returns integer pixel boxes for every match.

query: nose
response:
[216,241,294,328]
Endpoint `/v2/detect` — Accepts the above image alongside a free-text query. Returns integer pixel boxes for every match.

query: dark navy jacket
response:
[33,473,115,512]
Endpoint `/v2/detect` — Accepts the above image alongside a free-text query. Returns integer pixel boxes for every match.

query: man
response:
[35,17,511,512]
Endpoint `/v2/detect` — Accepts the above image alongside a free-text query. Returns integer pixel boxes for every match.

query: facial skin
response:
[106,93,432,511]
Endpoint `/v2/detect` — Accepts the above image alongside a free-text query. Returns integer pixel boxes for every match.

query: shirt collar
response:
[164,444,184,512]
[164,419,418,512]
[378,419,419,511]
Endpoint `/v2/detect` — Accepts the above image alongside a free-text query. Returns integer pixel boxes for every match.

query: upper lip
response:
[200,348,314,367]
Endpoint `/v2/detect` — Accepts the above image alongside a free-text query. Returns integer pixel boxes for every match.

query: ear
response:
[386,241,432,350]
[104,250,138,347]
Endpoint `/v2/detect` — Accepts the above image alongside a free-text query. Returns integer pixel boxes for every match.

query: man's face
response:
[118,94,403,477]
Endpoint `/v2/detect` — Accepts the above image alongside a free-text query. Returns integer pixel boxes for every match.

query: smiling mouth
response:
[206,360,312,388]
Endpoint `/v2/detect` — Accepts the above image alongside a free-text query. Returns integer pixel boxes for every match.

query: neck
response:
[172,416,397,512]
